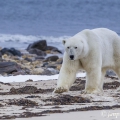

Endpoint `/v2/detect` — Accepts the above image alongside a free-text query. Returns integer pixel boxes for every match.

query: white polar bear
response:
[53,28,120,94]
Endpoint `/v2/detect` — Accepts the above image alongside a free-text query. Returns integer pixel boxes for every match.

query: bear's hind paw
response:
[83,89,103,95]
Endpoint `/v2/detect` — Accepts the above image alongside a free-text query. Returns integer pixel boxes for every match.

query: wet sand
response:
[15,109,120,120]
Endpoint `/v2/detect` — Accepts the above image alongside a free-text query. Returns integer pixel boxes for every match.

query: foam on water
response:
[0,34,70,43]
[0,34,70,50]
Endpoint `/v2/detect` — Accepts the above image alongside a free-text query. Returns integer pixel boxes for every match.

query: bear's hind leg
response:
[99,69,106,93]
[85,67,103,94]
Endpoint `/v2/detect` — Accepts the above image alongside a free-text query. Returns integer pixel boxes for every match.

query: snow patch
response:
[0,73,86,83]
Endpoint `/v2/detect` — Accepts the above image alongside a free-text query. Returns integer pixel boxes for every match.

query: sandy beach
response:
[0,75,120,119]
[15,109,120,120]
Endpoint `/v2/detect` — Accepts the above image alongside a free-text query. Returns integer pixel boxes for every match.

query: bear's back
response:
[92,28,118,41]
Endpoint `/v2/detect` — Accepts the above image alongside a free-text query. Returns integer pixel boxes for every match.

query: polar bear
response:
[53,28,120,94]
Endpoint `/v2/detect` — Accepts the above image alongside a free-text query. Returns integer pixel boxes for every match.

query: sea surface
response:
[0,0,120,50]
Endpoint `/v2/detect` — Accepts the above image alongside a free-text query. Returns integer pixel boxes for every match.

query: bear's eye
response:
[67,47,70,49]
[75,47,77,49]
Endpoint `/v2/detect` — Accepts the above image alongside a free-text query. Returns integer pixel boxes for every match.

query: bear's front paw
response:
[53,87,68,94]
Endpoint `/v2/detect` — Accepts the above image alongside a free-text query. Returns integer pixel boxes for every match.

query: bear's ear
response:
[62,40,66,45]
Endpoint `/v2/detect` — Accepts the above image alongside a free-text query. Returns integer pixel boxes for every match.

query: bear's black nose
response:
[70,55,74,60]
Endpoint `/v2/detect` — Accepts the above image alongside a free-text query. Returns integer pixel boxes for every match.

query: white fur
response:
[53,28,120,94]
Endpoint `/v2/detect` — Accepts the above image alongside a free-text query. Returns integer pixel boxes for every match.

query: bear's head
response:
[63,37,89,60]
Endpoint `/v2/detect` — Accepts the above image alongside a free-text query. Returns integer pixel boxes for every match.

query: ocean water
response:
[0,0,120,49]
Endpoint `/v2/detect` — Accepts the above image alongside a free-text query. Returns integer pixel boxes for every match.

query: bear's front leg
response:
[85,67,102,94]
[53,59,79,93]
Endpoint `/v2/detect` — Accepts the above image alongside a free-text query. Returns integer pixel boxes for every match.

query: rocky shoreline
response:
[0,39,116,77]
[0,40,63,76]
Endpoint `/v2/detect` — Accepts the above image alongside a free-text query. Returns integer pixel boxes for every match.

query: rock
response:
[0,48,22,56]
[56,58,63,64]
[35,56,45,60]
[47,65,57,69]
[47,68,59,74]
[45,50,51,54]
[24,57,33,62]
[2,54,11,61]
[9,48,22,56]
[0,58,3,62]
[22,54,36,59]
[13,71,26,76]
[40,69,52,75]
[31,60,42,67]
[56,64,62,71]
[24,69,31,74]
[11,56,21,60]
[31,68,44,75]
[44,56,59,62]
[28,48,46,56]
[0,52,2,61]
[2,73,8,76]
[26,79,33,82]
[47,46,62,53]
[106,70,116,76]
[2,51,13,56]
[41,62,48,67]
[21,60,29,64]
[0,62,21,74]
[27,40,47,51]
[0,52,2,58]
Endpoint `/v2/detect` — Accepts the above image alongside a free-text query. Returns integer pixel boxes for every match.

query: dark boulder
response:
[13,71,26,76]
[0,62,21,74]
[40,69,52,75]
[27,40,47,51]
[9,48,22,56]
[35,56,45,60]
[0,50,2,62]
[44,56,59,62]
[47,46,62,53]
[28,48,46,56]
[56,58,63,64]
[41,62,48,67]
[24,57,33,62]
[0,48,22,56]
[0,52,2,58]
[47,65,57,69]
